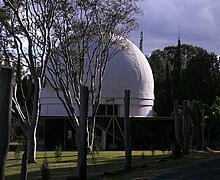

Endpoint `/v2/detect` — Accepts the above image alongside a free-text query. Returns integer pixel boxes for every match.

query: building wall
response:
[40,39,154,118]
[38,116,173,150]
[39,39,156,150]
[37,117,76,150]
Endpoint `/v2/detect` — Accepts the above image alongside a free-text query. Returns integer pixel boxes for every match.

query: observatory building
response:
[40,40,154,118]
[101,40,154,117]
[39,40,154,150]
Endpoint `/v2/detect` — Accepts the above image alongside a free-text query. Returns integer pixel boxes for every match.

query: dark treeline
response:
[149,43,220,116]
[148,43,220,148]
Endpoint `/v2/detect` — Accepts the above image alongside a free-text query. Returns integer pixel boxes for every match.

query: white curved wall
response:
[40,40,154,117]
[101,40,154,116]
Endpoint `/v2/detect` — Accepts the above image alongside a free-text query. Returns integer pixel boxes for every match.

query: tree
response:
[149,49,174,115]
[206,96,220,146]
[0,7,15,66]
[173,38,181,100]
[0,67,14,179]
[139,31,143,52]
[181,51,220,105]
[46,0,141,151]
[149,44,220,116]
[1,0,58,163]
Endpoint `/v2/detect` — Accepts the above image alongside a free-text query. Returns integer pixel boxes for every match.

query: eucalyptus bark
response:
[0,67,13,179]
[27,78,41,163]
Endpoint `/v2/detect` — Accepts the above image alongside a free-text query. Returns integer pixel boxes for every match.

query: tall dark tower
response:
[139,31,143,52]
[165,58,172,114]
[173,26,182,100]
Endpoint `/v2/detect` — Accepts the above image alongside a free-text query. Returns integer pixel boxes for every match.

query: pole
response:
[124,90,131,170]
[77,86,89,179]
[0,67,13,179]
[112,99,115,149]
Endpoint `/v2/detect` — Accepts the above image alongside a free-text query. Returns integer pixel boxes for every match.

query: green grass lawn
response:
[5,150,220,179]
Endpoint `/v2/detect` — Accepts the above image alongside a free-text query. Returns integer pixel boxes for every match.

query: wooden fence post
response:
[124,90,131,170]
[0,67,13,179]
[77,86,89,179]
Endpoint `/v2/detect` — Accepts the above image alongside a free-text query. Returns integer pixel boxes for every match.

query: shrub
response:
[14,146,22,163]
[54,144,62,162]
[41,153,50,180]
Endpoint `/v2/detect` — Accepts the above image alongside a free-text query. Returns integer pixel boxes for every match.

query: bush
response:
[14,146,22,163]
[41,153,50,180]
[54,144,62,162]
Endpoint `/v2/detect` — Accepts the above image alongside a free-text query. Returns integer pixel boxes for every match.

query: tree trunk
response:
[19,146,28,180]
[0,67,13,179]
[173,99,182,150]
[196,102,202,150]
[77,86,89,179]
[201,104,205,149]
[27,78,41,163]
[182,100,190,154]
[27,125,37,163]
[124,90,131,170]
[88,115,96,152]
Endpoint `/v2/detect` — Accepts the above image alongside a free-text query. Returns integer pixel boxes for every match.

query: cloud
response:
[130,0,220,55]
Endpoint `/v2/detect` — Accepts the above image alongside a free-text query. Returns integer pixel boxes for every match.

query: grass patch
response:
[5,150,220,179]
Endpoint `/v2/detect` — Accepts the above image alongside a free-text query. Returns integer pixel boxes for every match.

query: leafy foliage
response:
[149,44,220,116]
[54,144,62,162]
[41,153,50,180]
[206,97,220,145]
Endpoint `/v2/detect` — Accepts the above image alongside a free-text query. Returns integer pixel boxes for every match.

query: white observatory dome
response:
[40,39,154,117]
[100,40,154,117]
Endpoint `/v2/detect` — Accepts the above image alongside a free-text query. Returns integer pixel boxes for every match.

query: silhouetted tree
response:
[149,44,220,116]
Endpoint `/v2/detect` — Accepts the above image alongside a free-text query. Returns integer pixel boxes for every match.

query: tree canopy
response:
[47,0,141,150]
[0,0,58,163]
[149,43,220,116]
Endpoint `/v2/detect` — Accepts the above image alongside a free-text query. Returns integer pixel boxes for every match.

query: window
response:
[97,104,119,116]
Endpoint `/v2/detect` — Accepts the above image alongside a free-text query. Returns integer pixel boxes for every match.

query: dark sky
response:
[130,0,220,55]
